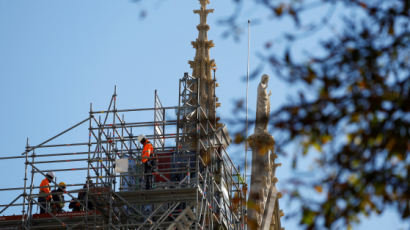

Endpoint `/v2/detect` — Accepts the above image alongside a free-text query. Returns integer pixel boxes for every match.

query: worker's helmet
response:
[46,172,55,180]
[137,135,146,142]
[59,182,66,188]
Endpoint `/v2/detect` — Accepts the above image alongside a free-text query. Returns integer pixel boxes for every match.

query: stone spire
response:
[189,0,216,121]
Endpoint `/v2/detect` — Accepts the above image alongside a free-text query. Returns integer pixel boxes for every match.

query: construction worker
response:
[38,172,55,214]
[77,179,95,210]
[51,182,66,213]
[68,180,92,212]
[69,199,81,212]
[138,135,154,189]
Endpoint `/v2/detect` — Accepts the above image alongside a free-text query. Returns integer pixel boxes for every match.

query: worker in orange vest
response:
[38,172,55,214]
[138,135,154,189]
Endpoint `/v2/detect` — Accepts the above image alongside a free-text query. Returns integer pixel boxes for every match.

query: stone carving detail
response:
[255,74,271,134]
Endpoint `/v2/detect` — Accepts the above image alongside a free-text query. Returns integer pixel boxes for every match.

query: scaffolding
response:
[0,73,246,230]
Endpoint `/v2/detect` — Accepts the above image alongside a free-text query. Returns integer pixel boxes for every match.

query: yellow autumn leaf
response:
[351,113,360,122]
[321,135,332,144]
[352,160,360,168]
[358,81,367,89]
[348,174,359,185]
[313,142,322,152]
[314,185,323,193]
[375,134,383,145]
[347,133,353,142]
[396,153,404,161]
[386,138,396,151]
[359,2,367,9]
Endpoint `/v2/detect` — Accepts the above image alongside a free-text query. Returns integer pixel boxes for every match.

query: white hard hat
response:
[137,135,145,142]
[46,172,55,179]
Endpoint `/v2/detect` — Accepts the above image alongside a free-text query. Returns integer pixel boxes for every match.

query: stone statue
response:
[248,74,282,230]
[255,74,271,134]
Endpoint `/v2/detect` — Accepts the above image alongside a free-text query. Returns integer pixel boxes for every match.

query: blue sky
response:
[0,0,408,229]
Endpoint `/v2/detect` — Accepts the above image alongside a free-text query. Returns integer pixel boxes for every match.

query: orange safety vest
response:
[39,178,52,200]
[141,140,154,163]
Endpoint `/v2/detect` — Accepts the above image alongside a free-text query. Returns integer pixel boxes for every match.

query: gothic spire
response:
[189,0,216,119]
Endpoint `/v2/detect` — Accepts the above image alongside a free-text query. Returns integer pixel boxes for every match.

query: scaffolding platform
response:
[0,211,103,229]
[0,73,246,230]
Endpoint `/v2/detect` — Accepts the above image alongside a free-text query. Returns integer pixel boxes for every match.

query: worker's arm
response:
[45,187,52,200]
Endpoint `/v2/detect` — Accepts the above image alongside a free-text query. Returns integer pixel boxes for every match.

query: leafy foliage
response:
[223,0,409,229]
